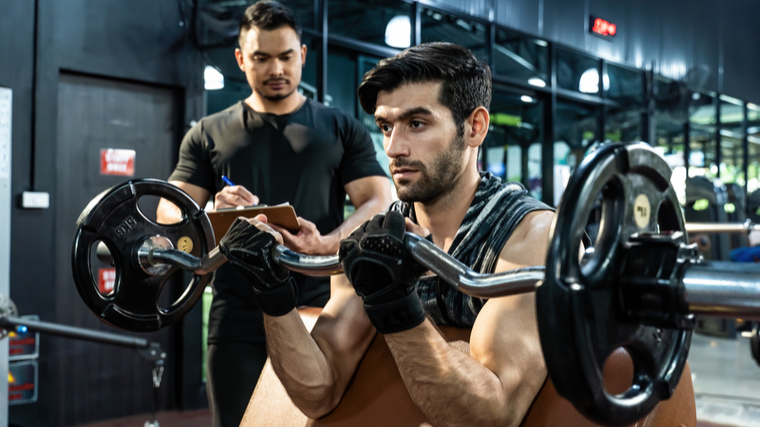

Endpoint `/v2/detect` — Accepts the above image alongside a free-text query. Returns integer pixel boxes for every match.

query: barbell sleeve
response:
[0,316,151,350]
[682,260,760,320]
[685,220,760,234]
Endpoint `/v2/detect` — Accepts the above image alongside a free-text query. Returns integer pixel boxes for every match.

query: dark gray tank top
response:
[390,173,551,328]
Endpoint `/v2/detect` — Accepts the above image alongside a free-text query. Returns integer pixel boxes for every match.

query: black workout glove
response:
[339,212,428,334]
[219,218,297,317]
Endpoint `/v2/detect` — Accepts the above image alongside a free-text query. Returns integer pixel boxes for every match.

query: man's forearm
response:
[385,321,516,427]
[263,310,342,418]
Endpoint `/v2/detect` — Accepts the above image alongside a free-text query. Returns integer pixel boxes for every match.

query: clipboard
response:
[207,205,300,245]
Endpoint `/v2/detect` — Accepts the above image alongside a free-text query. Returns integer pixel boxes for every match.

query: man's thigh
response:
[207,341,268,427]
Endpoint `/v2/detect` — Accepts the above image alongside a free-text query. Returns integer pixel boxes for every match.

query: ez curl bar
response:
[73,142,760,426]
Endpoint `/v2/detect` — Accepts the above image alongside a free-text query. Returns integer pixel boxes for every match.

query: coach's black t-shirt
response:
[169,99,386,343]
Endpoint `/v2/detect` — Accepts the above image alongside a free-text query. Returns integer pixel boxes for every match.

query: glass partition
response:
[421,9,488,62]
[328,0,412,48]
[720,133,744,185]
[605,108,642,142]
[606,63,643,106]
[720,95,744,133]
[688,92,717,179]
[554,100,599,204]
[485,88,544,199]
[748,137,760,195]
[493,28,548,88]
[556,48,602,94]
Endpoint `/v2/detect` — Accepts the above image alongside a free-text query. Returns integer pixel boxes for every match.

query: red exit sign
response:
[590,16,616,38]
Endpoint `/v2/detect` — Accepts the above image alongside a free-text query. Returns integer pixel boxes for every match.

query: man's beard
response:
[392,133,466,204]
[255,80,296,102]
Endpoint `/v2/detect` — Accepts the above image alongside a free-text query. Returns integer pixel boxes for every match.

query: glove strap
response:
[254,277,298,317]
[364,291,425,334]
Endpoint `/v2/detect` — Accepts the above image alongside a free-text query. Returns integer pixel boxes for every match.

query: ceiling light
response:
[692,92,701,101]
[578,68,609,94]
[528,77,546,88]
[385,16,411,48]
[521,95,535,103]
[204,66,224,90]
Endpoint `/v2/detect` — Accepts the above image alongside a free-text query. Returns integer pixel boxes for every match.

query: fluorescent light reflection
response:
[385,16,411,48]
[528,77,546,88]
[579,68,610,94]
[204,66,224,90]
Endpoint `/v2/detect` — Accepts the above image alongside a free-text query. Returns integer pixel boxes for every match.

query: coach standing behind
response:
[157,2,391,426]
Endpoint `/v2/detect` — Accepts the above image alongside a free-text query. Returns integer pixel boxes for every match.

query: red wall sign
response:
[98,268,116,294]
[590,16,616,38]
[100,149,135,176]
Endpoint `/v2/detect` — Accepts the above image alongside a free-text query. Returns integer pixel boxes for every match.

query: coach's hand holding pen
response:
[214,175,259,209]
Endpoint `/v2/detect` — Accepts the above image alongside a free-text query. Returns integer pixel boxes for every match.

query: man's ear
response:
[235,48,245,72]
[301,44,308,67]
[465,106,490,148]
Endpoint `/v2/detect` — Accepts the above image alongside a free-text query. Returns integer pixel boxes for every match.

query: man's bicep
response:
[469,294,546,421]
[170,181,211,206]
[464,210,554,418]
[311,274,375,386]
[499,210,554,267]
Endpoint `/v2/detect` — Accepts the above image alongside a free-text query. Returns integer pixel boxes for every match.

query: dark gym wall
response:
[431,0,760,102]
[0,0,205,425]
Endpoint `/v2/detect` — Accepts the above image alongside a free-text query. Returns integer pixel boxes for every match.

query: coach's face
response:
[236,25,306,102]
[375,82,468,203]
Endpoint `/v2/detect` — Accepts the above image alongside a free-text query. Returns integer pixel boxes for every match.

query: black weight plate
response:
[72,179,215,332]
[536,142,692,426]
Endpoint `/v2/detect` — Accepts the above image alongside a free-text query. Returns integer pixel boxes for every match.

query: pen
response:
[221,175,235,186]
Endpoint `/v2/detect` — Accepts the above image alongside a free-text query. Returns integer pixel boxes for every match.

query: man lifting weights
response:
[219,41,556,426]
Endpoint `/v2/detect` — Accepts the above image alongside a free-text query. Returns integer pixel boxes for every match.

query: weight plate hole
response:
[89,239,118,297]
[580,177,625,279]
[137,194,185,225]
[602,347,636,396]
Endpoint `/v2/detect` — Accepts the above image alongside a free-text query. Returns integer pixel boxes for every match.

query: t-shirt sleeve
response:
[338,114,387,185]
[167,121,216,193]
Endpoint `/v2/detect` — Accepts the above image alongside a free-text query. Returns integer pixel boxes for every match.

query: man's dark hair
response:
[239,0,301,46]
[358,43,491,136]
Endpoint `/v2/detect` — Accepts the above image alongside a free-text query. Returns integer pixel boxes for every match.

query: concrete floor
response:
[73,409,211,427]
[689,332,760,427]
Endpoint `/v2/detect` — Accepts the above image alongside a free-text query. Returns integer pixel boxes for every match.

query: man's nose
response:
[385,128,409,158]
[269,59,285,76]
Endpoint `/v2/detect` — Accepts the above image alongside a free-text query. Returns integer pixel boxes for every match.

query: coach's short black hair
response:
[358,42,491,135]
[239,1,301,46]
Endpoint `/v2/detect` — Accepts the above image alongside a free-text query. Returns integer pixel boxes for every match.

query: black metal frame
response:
[297,0,756,209]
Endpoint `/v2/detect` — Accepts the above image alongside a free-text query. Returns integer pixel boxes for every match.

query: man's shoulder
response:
[198,102,244,129]
[305,99,362,127]
[496,210,554,269]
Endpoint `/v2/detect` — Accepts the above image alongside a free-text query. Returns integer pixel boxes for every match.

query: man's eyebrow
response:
[375,107,434,123]
[252,49,295,57]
